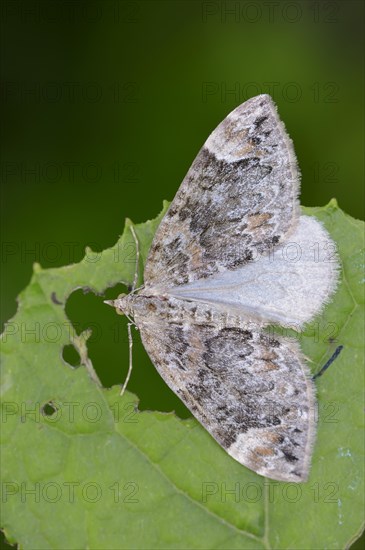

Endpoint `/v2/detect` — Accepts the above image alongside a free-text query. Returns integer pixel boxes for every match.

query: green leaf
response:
[1,201,364,549]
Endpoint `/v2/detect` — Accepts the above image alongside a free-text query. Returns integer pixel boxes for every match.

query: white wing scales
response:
[169,215,339,328]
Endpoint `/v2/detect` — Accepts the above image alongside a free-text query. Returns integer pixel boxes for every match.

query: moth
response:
[108,95,339,482]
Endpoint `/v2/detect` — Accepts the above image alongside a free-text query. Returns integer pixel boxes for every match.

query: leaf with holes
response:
[0,201,364,549]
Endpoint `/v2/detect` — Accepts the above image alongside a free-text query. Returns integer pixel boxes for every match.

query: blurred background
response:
[1,1,364,548]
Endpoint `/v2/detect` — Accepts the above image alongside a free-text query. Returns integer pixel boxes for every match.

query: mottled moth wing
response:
[144,94,300,288]
[137,315,315,482]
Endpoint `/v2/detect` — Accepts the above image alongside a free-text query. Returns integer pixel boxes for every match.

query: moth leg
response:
[120,322,134,396]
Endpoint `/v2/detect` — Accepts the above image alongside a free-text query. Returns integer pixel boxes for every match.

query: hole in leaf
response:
[62,344,81,367]
[65,285,191,419]
[42,401,58,417]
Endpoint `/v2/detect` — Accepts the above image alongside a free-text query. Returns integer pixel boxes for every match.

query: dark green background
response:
[1,1,364,548]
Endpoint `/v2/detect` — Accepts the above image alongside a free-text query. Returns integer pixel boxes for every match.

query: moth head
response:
[104,293,129,316]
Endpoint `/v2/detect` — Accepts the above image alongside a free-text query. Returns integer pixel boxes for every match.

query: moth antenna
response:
[120,323,134,397]
[130,225,140,292]
[131,283,145,295]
